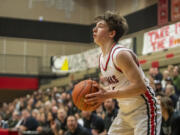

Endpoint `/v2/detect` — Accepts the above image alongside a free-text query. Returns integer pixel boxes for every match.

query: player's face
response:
[93,20,112,45]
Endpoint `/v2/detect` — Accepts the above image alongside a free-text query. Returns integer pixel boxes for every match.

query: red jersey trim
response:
[129,51,140,67]
[112,47,140,73]
[112,47,123,73]
[142,86,157,135]
[101,43,116,71]
[98,53,102,70]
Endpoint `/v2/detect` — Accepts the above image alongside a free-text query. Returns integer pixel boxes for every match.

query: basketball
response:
[72,79,100,111]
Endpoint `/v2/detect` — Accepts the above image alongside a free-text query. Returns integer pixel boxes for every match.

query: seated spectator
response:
[104,99,118,131]
[65,115,91,135]
[57,108,67,135]
[148,67,156,79]
[156,92,166,105]
[8,111,20,128]
[36,112,49,135]
[81,111,105,134]
[159,96,180,135]
[74,113,84,126]
[18,109,39,132]
[46,111,61,135]
[0,113,8,129]
[168,65,174,78]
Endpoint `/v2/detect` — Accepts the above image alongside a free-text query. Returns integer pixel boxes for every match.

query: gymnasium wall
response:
[0,0,158,76]
[0,0,157,24]
[0,37,95,75]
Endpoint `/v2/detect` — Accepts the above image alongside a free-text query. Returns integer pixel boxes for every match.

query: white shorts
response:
[108,100,162,135]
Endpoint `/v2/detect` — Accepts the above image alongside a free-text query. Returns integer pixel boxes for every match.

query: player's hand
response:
[84,83,107,104]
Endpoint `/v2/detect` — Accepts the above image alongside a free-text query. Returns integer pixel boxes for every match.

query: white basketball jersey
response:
[99,44,155,113]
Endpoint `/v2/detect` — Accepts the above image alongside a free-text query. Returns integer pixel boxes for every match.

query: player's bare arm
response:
[107,50,147,98]
[85,51,147,104]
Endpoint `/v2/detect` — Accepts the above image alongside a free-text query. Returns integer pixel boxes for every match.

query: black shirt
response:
[104,108,118,131]
[22,116,39,131]
[65,124,91,135]
[161,111,180,135]
[83,113,105,133]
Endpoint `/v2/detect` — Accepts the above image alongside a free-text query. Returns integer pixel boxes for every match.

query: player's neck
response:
[100,41,116,57]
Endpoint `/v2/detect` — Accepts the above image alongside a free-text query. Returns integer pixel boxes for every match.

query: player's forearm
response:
[105,82,146,99]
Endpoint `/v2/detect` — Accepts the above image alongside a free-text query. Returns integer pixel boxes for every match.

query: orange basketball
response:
[72,80,100,111]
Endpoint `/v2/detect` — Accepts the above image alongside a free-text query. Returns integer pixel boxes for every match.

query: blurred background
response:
[0,0,180,135]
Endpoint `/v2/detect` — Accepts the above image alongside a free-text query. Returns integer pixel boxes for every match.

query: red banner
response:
[171,0,180,21]
[143,21,180,55]
[158,0,169,26]
[0,77,39,90]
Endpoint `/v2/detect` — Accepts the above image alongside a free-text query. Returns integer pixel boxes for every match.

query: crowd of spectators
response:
[0,64,180,135]
[148,65,180,135]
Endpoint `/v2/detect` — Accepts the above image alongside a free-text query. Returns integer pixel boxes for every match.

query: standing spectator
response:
[74,113,84,126]
[65,115,91,135]
[95,105,105,119]
[154,80,163,95]
[61,92,68,105]
[44,101,52,113]
[154,67,163,81]
[32,109,39,121]
[162,70,170,89]
[165,84,178,108]
[51,106,58,117]
[160,96,180,135]
[173,66,180,96]
[148,67,156,79]
[168,65,174,78]
[104,99,118,131]
[67,100,79,116]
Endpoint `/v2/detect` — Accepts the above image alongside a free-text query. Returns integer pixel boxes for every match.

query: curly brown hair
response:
[94,11,128,43]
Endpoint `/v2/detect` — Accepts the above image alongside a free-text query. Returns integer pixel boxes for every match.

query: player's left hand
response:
[84,83,107,104]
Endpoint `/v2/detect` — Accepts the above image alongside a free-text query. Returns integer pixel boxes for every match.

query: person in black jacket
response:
[65,115,91,135]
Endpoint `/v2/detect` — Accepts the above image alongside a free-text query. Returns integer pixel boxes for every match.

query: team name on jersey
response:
[105,75,119,84]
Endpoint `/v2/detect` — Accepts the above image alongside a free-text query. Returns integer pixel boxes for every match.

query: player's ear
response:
[109,30,116,39]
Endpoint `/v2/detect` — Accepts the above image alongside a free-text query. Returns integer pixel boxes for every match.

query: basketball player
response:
[85,11,162,135]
